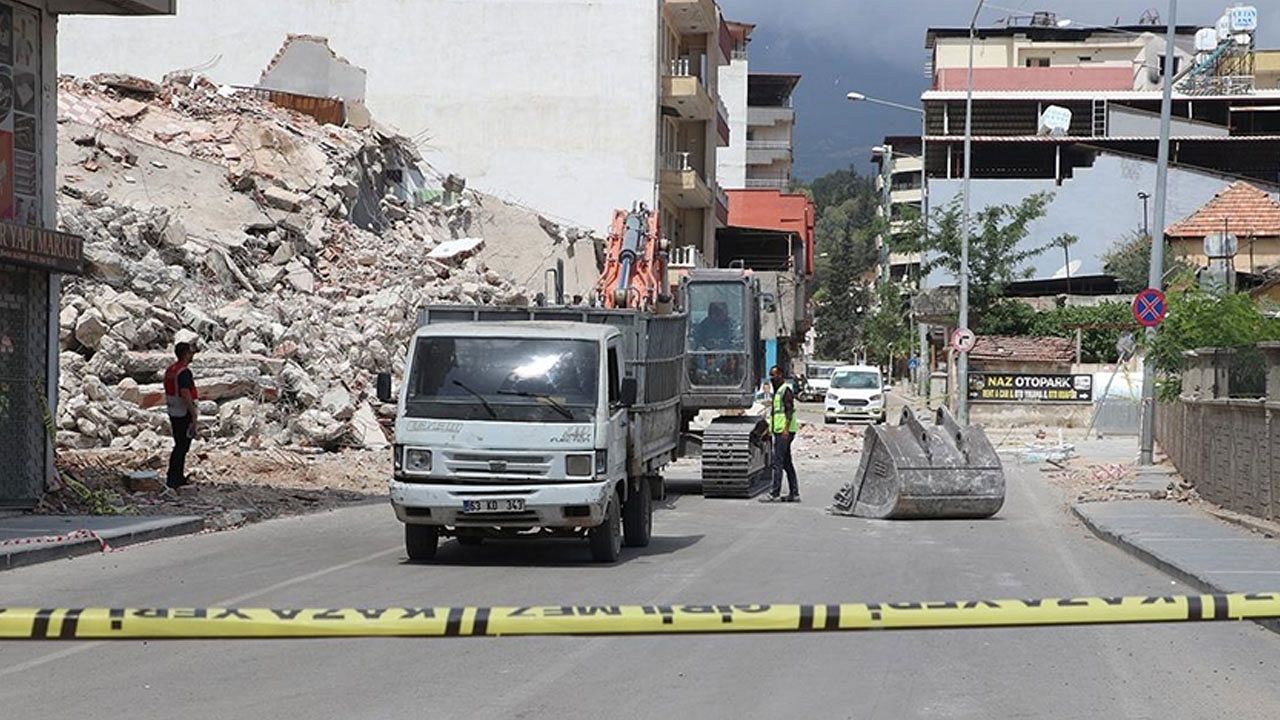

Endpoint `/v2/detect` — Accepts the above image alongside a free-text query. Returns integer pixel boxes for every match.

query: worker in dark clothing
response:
[759,365,800,503]
[163,342,200,489]
[691,301,735,350]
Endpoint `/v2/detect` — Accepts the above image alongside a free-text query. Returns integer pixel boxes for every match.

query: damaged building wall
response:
[57,0,663,232]
[258,34,367,104]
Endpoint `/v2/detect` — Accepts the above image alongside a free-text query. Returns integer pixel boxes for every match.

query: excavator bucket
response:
[831,407,1005,519]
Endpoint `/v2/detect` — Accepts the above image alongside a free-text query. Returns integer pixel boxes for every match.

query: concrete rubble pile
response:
[53,72,542,454]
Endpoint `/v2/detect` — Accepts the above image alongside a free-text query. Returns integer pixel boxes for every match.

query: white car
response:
[824,365,886,424]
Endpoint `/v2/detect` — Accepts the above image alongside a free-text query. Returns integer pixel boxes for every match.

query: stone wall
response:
[1156,399,1276,522]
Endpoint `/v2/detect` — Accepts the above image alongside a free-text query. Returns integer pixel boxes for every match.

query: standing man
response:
[163,342,199,489]
[760,365,800,503]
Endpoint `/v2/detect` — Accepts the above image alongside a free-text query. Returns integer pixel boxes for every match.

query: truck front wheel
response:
[405,524,439,561]
[589,495,623,563]
[623,477,653,548]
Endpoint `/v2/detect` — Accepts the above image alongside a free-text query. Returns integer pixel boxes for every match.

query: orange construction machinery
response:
[594,203,669,311]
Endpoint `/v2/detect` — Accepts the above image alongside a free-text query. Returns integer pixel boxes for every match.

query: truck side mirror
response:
[620,378,638,407]
[376,373,393,404]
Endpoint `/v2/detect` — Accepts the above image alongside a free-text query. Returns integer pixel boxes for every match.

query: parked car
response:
[823,365,886,424]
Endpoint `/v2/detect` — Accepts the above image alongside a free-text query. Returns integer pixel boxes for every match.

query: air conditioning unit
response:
[1038,105,1072,136]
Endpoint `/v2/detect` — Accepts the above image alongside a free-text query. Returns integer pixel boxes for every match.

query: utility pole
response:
[1139,0,1178,466]
[957,0,985,425]
[878,144,893,290]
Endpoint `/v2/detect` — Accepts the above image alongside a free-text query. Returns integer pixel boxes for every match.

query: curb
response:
[1,517,206,572]
[1072,503,1280,636]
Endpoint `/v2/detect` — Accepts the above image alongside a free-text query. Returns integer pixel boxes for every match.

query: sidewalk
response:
[1074,500,1280,633]
[0,514,204,571]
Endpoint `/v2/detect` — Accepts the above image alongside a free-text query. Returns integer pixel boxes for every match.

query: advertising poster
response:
[0,1,38,226]
[968,372,1094,403]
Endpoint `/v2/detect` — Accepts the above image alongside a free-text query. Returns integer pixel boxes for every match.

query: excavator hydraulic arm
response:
[594,204,667,310]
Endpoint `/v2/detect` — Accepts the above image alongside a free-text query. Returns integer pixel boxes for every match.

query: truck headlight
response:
[404,448,432,474]
[595,449,608,476]
[566,454,593,477]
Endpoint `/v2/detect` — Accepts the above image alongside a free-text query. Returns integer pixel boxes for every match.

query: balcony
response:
[50,0,175,12]
[747,106,795,127]
[663,59,713,121]
[661,152,713,208]
[890,187,924,204]
[665,0,717,34]
[716,97,730,146]
[747,140,792,165]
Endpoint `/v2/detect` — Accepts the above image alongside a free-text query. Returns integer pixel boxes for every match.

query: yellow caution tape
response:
[2,593,1277,640]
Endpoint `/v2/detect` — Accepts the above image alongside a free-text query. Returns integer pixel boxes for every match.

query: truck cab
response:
[384,320,662,563]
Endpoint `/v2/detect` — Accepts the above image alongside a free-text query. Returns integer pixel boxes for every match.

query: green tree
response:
[1147,288,1280,397]
[806,166,880,360]
[921,192,1070,319]
[1102,230,1189,293]
[863,283,913,369]
[976,300,1137,364]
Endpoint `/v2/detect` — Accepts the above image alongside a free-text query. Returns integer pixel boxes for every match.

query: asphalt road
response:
[4,428,1280,719]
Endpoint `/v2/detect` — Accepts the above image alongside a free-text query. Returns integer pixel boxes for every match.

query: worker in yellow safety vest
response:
[759,364,800,503]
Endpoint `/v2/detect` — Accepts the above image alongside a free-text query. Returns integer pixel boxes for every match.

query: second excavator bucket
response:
[831,407,1005,519]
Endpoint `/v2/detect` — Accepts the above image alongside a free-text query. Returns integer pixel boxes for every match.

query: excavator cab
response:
[680,269,771,497]
[681,269,760,410]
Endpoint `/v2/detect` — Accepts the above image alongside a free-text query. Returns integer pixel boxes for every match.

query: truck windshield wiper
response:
[496,390,574,420]
[451,380,498,419]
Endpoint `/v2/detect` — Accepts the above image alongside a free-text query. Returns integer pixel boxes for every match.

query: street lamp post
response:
[848,92,929,396]
[956,0,987,426]
[1139,0,1179,466]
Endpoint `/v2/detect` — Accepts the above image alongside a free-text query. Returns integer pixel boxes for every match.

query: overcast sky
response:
[717,0,1280,180]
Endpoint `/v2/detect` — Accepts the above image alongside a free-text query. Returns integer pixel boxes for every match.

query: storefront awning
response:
[46,0,175,15]
[0,222,84,274]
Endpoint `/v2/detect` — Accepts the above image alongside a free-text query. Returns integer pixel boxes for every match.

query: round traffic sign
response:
[908,357,920,370]
[1132,288,1167,328]
[951,328,976,353]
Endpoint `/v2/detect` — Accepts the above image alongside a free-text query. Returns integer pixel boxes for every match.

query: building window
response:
[1025,57,1050,68]
[1157,54,1182,76]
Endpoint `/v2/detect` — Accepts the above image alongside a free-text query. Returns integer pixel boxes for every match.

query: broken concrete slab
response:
[428,237,485,262]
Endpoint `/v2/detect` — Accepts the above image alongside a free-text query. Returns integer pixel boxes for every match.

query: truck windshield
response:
[807,364,836,379]
[830,371,880,390]
[405,337,598,422]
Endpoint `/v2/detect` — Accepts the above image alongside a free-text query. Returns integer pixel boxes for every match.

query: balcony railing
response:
[667,57,704,83]
[663,151,693,172]
[745,176,791,190]
[747,140,792,150]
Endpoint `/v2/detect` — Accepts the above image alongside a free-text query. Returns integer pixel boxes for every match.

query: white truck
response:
[377,305,686,563]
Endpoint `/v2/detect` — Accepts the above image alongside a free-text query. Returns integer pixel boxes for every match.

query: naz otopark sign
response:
[968,373,1093,403]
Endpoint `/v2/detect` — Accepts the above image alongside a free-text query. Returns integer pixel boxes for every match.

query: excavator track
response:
[701,416,772,498]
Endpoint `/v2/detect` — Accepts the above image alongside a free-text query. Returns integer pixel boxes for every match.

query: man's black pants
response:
[167,414,193,488]
[771,433,799,498]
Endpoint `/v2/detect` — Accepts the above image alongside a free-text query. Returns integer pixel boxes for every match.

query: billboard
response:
[968,373,1093,403]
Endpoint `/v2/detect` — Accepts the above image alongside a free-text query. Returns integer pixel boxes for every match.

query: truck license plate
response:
[462,498,526,514]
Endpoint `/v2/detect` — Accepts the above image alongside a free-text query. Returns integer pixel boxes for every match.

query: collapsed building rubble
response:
[52,71,598,456]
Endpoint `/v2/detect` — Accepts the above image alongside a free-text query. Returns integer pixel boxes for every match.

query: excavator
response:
[592,204,771,498]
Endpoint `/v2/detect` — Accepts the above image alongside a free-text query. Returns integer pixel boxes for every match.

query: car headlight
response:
[566,454,593,477]
[404,448,432,474]
[826,393,837,403]
[869,394,883,403]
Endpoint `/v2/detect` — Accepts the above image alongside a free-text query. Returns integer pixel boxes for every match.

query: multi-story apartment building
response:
[912,11,1280,284]
[59,0,731,263]
[744,74,799,190]
[871,136,925,285]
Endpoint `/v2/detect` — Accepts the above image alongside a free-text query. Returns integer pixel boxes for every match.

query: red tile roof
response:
[970,335,1075,364]
[934,66,1134,92]
[1165,181,1280,238]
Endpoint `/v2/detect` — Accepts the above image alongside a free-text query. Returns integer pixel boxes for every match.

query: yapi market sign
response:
[0,222,83,274]
[968,373,1092,403]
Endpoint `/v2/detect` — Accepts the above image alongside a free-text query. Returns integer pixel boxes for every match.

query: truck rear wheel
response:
[405,524,439,561]
[589,495,623,563]
[623,477,653,548]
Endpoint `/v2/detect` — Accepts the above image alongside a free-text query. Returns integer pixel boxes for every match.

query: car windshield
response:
[830,371,880,390]
[405,336,597,422]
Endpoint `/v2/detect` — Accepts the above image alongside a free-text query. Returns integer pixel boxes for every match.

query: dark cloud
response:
[718,0,1279,179]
